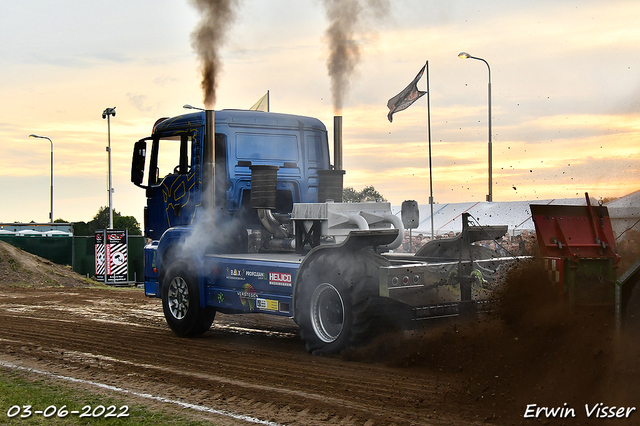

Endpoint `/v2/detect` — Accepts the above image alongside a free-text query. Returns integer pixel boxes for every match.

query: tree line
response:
[53,186,384,237]
[55,206,141,236]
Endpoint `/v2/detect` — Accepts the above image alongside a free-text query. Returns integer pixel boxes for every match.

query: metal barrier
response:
[0,235,145,284]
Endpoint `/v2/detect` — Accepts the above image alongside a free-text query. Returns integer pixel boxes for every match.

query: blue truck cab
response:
[132,108,331,288]
[133,109,330,241]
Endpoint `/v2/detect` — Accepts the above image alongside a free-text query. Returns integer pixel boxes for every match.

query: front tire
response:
[161,261,215,337]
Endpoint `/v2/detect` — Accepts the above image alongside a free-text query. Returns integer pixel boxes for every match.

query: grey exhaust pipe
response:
[333,115,343,171]
[203,110,215,213]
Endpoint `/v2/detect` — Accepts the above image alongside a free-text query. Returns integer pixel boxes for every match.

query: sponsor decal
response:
[226,267,245,280]
[256,298,279,311]
[245,271,268,280]
[238,283,258,311]
[269,272,292,287]
[107,233,124,243]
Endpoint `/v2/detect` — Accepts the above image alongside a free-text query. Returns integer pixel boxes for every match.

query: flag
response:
[387,64,427,122]
[249,91,270,112]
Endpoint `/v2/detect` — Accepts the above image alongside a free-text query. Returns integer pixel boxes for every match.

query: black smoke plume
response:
[190,0,240,108]
[323,0,389,114]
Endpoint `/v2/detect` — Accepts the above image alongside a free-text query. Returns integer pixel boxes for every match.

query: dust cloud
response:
[176,208,248,265]
[343,257,640,422]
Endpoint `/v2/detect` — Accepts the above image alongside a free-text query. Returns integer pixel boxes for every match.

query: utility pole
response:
[102,107,116,229]
[28,134,54,222]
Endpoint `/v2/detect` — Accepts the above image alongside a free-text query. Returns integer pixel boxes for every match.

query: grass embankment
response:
[0,369,216,426]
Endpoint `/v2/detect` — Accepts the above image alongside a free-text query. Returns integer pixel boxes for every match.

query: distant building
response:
[605,190,640,240]
[0,222,73,236]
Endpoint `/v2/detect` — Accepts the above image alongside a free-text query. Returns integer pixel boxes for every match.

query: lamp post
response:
[102,107,116,229]
[458,52,493,202]
[183,104,205,111]
[28,134,54,223]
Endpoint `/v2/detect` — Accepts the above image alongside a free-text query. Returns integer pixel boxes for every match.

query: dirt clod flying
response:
[343,257,640,422]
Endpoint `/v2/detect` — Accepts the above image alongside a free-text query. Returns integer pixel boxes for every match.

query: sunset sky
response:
[1,0,639,225]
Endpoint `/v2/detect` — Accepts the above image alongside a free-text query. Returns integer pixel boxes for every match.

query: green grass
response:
[0,369,218,425]
[8,258,19,272]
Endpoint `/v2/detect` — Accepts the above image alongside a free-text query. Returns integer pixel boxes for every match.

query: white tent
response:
[392,198,588,237]
[44,230,72,237]
[15,230,44,237]
[605,190,640,239]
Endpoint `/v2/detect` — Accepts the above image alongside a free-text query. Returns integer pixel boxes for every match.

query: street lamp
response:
[183,104,205,111]
[102,107,116,229]
[459,51,493,202]
[28,134,54,223]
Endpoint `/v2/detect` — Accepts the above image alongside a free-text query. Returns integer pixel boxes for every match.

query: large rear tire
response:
[161,261,215,337]
[295,248,394,355]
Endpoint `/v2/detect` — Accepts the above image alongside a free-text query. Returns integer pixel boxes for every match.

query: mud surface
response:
[1,242,639,425]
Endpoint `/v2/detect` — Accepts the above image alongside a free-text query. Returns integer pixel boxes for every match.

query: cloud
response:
[2,0,640,225]
[126,93,153,113]
[153,76,179,87]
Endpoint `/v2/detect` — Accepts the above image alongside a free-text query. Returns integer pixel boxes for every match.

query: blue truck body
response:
[143,245,301,318]
[132,109,511,354]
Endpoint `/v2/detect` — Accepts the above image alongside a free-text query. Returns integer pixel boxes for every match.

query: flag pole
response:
[426,60,434,239]
[267,90,270,112]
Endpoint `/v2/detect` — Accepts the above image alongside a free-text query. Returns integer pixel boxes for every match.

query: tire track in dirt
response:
[0,287,484,425]
[0,288,445,399]
[0,313,459,425]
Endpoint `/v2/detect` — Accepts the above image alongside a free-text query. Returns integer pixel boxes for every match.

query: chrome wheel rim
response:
[168,276,189,320]
[310,283,344,343]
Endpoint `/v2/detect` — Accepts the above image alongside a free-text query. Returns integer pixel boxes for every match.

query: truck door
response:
[144,134,195,239]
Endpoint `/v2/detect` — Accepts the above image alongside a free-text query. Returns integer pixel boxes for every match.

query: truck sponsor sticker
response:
[245,271,268,280]
[238,283,258,311]
[226,267,245,280]
[256,298,279,311]
[269,272,292,287]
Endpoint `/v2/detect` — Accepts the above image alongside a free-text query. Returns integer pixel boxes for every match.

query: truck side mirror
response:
[131,139,147,187]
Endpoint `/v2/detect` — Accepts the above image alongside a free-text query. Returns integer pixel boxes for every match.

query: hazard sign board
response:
[95,229,128,284]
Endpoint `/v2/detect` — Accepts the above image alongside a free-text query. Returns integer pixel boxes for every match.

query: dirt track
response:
[1,241,639,425]
[0,286,491,425]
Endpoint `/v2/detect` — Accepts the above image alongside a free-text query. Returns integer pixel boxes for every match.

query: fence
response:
[0,235,145,284]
